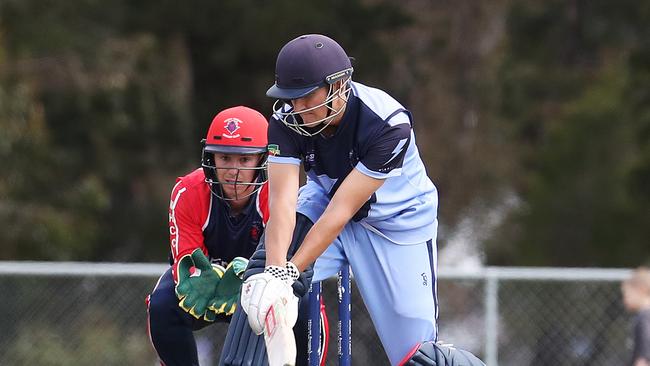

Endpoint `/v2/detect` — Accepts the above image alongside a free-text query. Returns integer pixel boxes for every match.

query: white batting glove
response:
[240,263,299,335]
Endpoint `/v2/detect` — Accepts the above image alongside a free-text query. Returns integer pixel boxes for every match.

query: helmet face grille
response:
[201,152,268,201]
[271,78,353,137]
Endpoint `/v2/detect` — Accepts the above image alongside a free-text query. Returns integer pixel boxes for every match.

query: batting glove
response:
[240,264,299,335]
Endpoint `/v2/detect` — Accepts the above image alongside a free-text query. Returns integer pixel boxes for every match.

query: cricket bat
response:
[264,297,296,366]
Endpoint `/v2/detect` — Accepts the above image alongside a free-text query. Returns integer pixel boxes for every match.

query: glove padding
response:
[203,308,218,322]
[240,265,299,335]
[245,248,314,298]
[209,257,248,316]
[175,248,225,319]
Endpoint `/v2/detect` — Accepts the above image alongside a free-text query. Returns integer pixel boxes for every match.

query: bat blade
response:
[264,297,296,366]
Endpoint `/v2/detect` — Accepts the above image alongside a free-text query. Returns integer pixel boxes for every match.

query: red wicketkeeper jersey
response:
[168,168,269,283]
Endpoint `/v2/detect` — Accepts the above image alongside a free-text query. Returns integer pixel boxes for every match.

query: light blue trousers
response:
[297,183,439,365]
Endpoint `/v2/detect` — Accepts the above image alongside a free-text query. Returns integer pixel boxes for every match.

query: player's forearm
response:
[290,205,351,271]
[291,170,384,271]
[265,210,296,266]
[265,162,300,266]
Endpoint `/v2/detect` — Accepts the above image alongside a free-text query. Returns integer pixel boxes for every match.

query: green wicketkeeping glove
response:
[209,257,249,316]
[175,248,225,319]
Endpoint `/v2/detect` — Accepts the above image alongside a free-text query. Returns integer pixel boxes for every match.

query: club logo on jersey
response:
[268,144,280,156]
[306,152,315,165]
[250,223,261,243]
[348,149,358,166]
[223,117,241,138]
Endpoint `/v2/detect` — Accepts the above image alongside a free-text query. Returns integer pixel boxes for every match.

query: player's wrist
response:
[264,265,289,282]
[285,261,299,282]
[263,262,299,284]
[265,256,286,267]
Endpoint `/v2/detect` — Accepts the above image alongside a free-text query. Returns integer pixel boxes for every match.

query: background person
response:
[622,267,650,366]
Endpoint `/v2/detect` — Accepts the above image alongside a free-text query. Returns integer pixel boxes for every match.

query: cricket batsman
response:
[238,34,486,366]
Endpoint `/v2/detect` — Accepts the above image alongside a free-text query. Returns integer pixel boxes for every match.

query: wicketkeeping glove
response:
[203,308,219,322]
[175,248,225,319]
[210,257,249,316]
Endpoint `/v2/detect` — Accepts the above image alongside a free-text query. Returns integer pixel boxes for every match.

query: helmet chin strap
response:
[324,83,338,118]
[318,86,340,134]
[317,108,340,137]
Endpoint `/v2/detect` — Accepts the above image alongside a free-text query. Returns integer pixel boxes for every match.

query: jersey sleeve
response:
[356,112,412,179]
[267,115,302,165]
[168,179,210,283]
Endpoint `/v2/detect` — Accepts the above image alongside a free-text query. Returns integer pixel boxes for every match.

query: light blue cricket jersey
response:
[268,81,438,244]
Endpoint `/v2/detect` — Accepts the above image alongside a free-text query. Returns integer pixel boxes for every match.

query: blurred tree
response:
[1,0,210,260]
[362,0,522,269]
[1,0,648,266]
[0,0,409,261]
[488,0,650,266]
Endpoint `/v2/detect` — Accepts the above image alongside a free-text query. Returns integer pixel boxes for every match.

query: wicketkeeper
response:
[146,106,319,366]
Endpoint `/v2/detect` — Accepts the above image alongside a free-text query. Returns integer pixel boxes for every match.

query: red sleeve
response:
[169,175,210,283]
[256,182,270,225]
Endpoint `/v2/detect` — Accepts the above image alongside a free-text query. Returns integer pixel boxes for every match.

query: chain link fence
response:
[0,262,633,365]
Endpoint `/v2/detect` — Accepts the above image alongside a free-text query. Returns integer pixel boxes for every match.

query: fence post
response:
[485,268,499,365]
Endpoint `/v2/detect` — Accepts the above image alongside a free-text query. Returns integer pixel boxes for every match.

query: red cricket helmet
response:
[201,106,268,200]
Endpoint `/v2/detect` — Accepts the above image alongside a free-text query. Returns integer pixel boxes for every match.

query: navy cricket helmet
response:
[267,34,354,136]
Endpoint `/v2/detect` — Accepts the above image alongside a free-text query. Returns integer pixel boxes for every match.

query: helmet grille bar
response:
[325,67,354,84]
